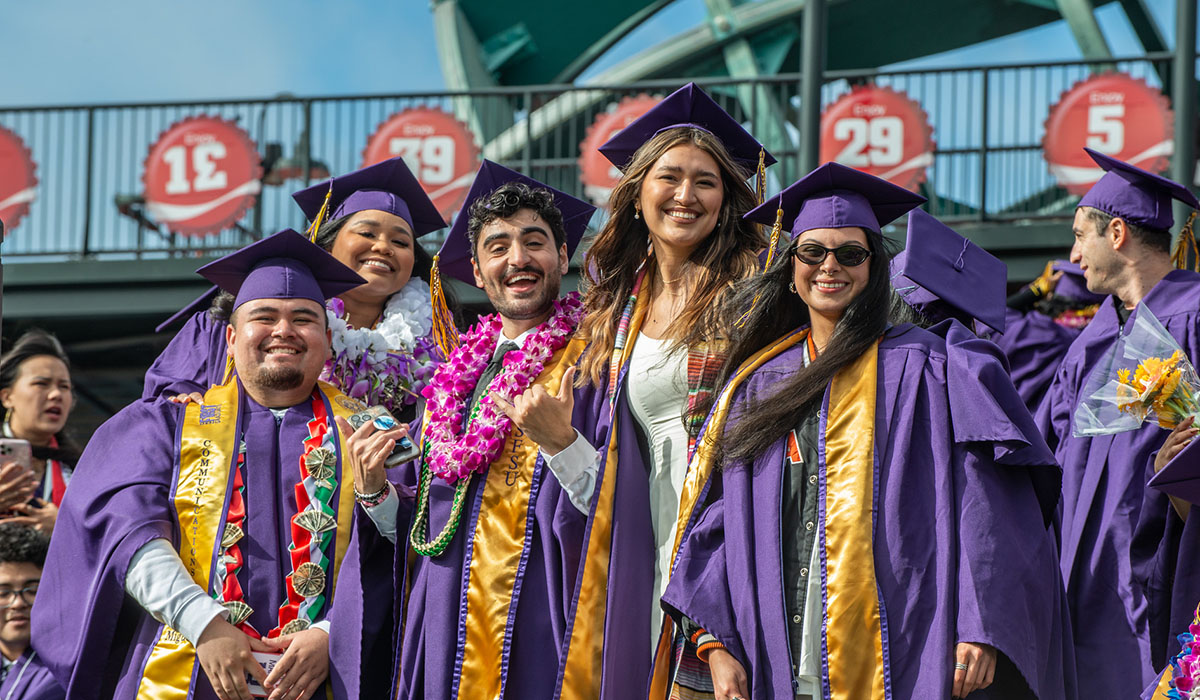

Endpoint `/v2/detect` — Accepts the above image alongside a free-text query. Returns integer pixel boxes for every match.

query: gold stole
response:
[455,340,586,699]
[136,379,359,699]
[558,290,651,697]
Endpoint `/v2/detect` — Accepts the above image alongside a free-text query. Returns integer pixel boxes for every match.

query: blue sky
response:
[0,0,1183,108]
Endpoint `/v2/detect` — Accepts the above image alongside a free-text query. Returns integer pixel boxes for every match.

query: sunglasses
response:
[792,243,873,267]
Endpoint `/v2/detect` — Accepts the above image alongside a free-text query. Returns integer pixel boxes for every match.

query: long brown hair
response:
[577,127,764,386]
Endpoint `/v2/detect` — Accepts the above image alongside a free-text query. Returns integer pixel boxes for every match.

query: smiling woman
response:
[144,157,451,423]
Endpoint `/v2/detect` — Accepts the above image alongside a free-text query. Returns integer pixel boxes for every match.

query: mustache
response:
[501,265,543,280]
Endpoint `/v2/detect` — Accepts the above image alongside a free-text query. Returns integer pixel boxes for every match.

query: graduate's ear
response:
[225,323,237,358]
[558,242,569,276]
[1109,217,1130,251]
[472,255,485,290]
[0,387,12,412]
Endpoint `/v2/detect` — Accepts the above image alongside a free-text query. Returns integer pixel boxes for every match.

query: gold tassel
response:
[1028,260,1057,297]
[305,184,334,243]
[736,205,786,328]
[1171,211,1200,272]
[429,255,460,358]
[756,147,766,206]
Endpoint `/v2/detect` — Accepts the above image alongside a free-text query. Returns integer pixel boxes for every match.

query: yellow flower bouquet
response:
[1074,305,1200,436]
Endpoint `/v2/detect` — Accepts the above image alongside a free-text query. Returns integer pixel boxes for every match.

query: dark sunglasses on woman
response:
[792,243,873,267]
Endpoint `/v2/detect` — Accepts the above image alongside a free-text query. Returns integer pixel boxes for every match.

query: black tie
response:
[469,341,519,415]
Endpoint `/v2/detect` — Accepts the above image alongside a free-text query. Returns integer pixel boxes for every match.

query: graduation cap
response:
[891,209,1007,334]
[196,229,365,310]
[597,82,777,177]
[1078,148,1199,231]
[1147,435,1200,505]
[1050,260,1105,305]
[291,157,447,241]
[429,160,597,355]
[745,161,926,243]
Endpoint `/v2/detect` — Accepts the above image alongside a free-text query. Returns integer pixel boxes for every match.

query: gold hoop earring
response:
[789,281,796,294]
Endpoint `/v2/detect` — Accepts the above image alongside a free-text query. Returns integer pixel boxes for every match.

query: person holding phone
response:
[0,330,77,535]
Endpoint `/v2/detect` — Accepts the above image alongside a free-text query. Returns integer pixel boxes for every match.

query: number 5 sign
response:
[1043,73,1173,195]
[362,107,480,220]
[143,116,262,237]
[820,85,935,193]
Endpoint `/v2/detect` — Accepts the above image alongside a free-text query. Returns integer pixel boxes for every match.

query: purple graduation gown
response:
[0,651,64,700]
[143,310,230,400]
[663,323,1071,699]
[991,307,1081,413]
[1037,269,1200,699]
[333,355,615,699]
[30,388,370,700]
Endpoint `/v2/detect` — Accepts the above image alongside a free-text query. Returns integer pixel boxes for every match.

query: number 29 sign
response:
[820,85,935,193]
[361,107,480,221]
[143,116,263,237]
[1043,73,1173,196]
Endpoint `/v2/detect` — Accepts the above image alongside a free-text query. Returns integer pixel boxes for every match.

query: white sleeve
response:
[124,539,229,646]
[540,429,600,514]
[360,482,400,545]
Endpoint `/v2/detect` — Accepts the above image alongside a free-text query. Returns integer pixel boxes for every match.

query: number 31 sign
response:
[820,85,935,193]
[143,116,262,237]
[1043,73,1173,195]
[362,107,480,221]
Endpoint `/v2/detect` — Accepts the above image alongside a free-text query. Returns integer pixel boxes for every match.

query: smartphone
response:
[245,650,282,697]
[347,406,420,466]
[0,439,32,472]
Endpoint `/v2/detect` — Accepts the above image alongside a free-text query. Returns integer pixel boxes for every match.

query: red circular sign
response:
[577,94,662,207]
[362,107,480,220]
[0,126,37,237]
[143,116,262,237]
[1043,73,1173,195]
[820,86,935,193]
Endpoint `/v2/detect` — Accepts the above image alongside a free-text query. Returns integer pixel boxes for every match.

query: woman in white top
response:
[569,82,774,698]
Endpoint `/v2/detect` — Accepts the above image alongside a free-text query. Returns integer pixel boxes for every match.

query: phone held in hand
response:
[347,406,421,466]
[0,439,33,472]
[246,651,283,697]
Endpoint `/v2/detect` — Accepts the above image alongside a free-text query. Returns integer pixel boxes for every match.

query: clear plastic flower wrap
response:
[1073,304,1200,437]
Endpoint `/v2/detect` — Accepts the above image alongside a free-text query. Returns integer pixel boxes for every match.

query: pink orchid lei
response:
[419,292,584,483]
[1168,605,1200,698]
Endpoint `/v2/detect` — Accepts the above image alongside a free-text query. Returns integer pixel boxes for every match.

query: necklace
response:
[324,280,440,414]
[211,391,340,637]
[411,293,584,556]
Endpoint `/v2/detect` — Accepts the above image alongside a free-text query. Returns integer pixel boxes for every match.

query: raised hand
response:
[490,366,578,455]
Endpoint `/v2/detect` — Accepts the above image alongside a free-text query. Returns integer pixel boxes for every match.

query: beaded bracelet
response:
[354,483,390,508]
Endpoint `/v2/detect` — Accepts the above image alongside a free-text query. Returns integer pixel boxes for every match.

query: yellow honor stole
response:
[440,339,584,699]
[135,379,359,699]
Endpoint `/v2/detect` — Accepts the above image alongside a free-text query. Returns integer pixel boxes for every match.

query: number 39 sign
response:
[820,85,935,193]
[143,116,263,237]
[1043,73,1173,195]
[362,107,480,220]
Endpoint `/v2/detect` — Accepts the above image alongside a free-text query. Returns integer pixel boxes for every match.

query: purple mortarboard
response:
[597,82,777,175]
[196,229,365,310]
[292,157,446,237]
[891,209,1007,333]
[1077,148,1200,231]
[1051,260,1105,304]
[435,160,597,285]
[745,161,926,237]
[1148,435,1200,505]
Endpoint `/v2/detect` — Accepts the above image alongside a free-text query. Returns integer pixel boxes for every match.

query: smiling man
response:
[0,524,62,700]
[32,230,376,700]
[1036,148,1200,700]
[333,160,606,700]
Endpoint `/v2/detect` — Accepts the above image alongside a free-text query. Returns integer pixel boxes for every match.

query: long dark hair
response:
[577,127,764,387]
[210,213,451,321]
[0,329,80,464]
[699,231,897,465]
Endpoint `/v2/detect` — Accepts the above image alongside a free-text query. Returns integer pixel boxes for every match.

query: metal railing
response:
[0,52,1175,260]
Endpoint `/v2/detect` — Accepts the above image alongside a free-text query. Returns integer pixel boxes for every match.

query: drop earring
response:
[633,202,641,220]
[789,281,796,293]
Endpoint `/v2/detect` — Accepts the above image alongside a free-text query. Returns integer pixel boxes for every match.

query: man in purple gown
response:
[32,230,376,700]
[0,525,62,700]
[334,162,612,700]
[1037,148,1200,699]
